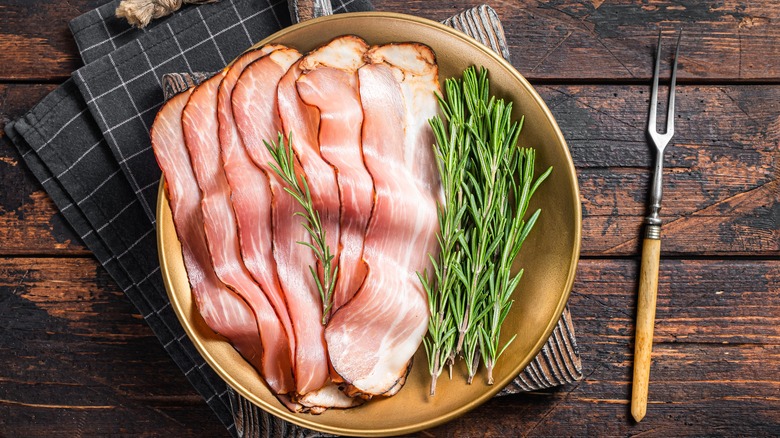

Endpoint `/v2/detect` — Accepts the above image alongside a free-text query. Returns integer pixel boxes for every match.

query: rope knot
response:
[116,0,217,28]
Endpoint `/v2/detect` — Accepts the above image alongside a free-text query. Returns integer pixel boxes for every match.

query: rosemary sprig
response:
[421,77,471,395]
[423,66,552,391]
[478,146,552,384]
[266,133,338,325]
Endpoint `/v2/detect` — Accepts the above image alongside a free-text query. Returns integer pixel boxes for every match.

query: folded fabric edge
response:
[5,98,238,435]
[4,121,118,269]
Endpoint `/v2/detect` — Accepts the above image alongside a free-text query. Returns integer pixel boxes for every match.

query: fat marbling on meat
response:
[296,36,373,313]
[231,48,332,396]
[324,43,441,396]
[151,88,294,394]
[277,59,341,316]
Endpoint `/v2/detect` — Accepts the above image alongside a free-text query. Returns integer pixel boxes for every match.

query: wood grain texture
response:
[539,83,780,256]
[374,0,780,82]
[2,257,778,436]
[4,0,780,81]
[0,85,88,255]
[425,258,780,436]
[631,237,661,422]
[0,0,105,81]
[0,257,227,437]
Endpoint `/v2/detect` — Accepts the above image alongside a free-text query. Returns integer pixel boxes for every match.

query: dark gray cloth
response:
[5,1,372,435]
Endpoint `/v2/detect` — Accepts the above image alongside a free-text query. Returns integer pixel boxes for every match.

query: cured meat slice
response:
[296,36,372,312]
[364,43,443,271]
[365,43,442,194]
[231,48,330,396]
[151,89,292,394]
[217,47,300,373]
[324,45,440,396]
[297,382,364,414]
[183,69,297,395]
[277,60,341,300]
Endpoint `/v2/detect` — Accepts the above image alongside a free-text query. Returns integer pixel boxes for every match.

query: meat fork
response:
[631,30,681,423]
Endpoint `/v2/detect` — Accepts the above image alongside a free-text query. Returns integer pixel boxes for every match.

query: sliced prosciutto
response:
[217,46,294,354]
[324,44,441,396]
[365,43,442,195]
[296,36,373,312]
[151,89,293,394]
[297,381,364,414]
[277,60,341,301]
[230,47,330,396]
[182,68,298,395]
[364,43,443,272]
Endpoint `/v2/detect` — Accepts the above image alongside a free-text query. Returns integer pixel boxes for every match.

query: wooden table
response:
[1,1,778,436]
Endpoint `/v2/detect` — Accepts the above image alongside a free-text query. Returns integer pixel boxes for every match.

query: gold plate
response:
[157,11,581,436]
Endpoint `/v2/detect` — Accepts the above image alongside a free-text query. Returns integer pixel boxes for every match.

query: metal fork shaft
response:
[645,150,665,239]
[644,30,680,240]
[632,30,680,422]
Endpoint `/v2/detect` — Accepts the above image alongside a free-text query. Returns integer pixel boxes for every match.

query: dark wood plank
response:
[1,1,779,82]
[0,84,88,255]
[2,256,778,436]
[535,84,780,256]
[0,0,105,82]
[0,257,227,437]
[424,258,780,436]
[375,0,780,82]
[3,83,776,257]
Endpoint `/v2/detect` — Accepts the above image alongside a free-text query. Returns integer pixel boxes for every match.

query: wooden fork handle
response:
[631,237,661,422]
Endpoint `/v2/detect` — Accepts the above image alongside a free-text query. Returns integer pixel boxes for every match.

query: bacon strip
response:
[182,71,298,397]
[324,44,441,396]
[231,48,330,396]
[296,36,373,312]
[151,89,292,393]
[217,48,298,372]
[364,43,442,281]
[277,60,341,304]
[365,44,442,196]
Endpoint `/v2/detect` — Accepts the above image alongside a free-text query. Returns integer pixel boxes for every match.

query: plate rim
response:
[157,10,582,436]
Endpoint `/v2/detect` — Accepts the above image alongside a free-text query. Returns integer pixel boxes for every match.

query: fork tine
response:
[648,30,662,136]
[666,30,682,136]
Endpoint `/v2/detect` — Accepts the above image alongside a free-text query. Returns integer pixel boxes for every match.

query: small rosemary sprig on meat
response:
[423,66,551,391]
[266,133,338,325]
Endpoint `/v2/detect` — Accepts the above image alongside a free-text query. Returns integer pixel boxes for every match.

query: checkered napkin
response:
[5,1,582,436]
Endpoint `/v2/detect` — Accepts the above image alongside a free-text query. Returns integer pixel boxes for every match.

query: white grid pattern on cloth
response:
[71,0,151,64]
[10,78,236,429]
[198,8,228,66]
[231,0,255,45]
[27,108,88,155]
[56,138,103,178]
[81,0,286,108]
[73,0,291,222]
[75,69,157,216]
[97,5,119,52]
